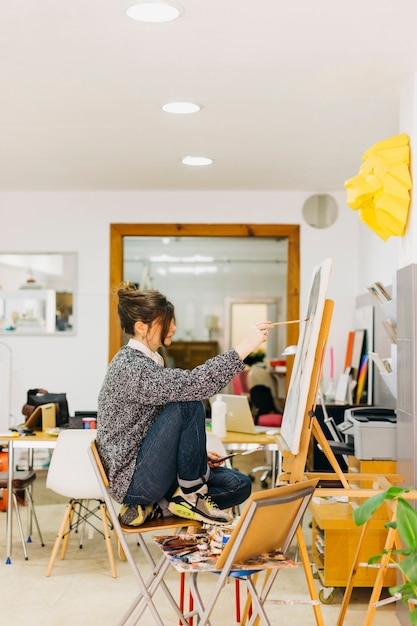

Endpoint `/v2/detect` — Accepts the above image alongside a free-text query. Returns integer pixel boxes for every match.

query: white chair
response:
[45,429,116,577]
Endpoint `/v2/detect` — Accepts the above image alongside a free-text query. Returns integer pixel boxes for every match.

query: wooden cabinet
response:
[348,456,397,478]
[165,341,219,370]
[310,500,396,588]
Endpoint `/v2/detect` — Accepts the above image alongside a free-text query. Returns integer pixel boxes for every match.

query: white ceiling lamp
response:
[182,156,213,166]
[126,1,183,23]
[162,102,201,114]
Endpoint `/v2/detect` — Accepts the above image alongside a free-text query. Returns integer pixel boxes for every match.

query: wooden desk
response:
[0,433,57,563]
[222,430,278,448]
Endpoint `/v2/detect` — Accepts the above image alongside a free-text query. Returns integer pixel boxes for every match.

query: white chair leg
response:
[46,502,73,576]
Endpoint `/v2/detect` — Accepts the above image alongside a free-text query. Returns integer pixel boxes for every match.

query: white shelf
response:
[0,289,56,334]
[380,372,397,398]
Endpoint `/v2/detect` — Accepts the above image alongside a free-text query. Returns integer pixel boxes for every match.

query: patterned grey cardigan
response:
[96,345,244,503]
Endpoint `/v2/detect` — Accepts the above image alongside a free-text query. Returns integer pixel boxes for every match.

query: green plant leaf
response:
[386,520,398,529]
[397,498,417,552]
[390,581,417,604]
[353,487,405,526]
[368,552,386,565]
[392,548,412,557]
[397,554,417,585]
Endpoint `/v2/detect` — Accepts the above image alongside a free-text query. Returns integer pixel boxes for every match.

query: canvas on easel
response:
[277,298,350,487]
[280,258,333,455]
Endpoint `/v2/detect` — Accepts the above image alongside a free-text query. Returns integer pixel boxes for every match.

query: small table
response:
[2,430,280,562]
[0,433,57,563]
[221,430,281,481]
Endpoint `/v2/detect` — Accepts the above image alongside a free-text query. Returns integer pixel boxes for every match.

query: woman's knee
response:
[240,473,252,500]
[207,468,252,508]
[178,400,205,420]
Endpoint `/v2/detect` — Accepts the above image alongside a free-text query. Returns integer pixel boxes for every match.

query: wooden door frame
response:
[109,223,300,365]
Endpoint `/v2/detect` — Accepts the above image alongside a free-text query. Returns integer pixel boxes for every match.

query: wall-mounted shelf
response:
[367,282,397,400]
[165,341,219,370]
[0,289,56,334]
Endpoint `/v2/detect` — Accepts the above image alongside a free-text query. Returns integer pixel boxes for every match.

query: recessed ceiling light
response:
[162,102,201,114]
[182,156,213,166]
[126,1,183,23]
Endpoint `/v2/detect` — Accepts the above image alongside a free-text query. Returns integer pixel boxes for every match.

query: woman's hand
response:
[207,450,225,467]
[234,321,274,361]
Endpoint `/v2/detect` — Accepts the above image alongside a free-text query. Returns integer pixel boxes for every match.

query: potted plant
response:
[354,485,417,623]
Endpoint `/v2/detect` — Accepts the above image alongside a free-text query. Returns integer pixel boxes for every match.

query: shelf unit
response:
[165,341,219,370]
[310,499,396,589]
[375,293,397,398]
[0,289,56,334]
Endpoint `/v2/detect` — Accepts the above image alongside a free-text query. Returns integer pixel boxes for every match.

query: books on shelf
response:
[368,280,397,342]
[355,355,369,404]
[367,281,391,304]
[381,318,397,343]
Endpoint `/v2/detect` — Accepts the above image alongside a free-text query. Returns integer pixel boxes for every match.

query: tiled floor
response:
[0,464,403,625]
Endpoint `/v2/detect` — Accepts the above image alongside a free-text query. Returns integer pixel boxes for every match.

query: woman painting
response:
[97,284,272,526]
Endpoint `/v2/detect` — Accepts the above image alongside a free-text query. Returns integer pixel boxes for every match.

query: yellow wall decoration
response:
[344,133,412,241]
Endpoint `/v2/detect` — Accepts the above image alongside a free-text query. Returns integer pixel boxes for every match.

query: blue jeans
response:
[124,400,251,509]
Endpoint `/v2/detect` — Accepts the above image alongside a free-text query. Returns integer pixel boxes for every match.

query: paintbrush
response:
[271,318,309,326]
[212,446,265,464]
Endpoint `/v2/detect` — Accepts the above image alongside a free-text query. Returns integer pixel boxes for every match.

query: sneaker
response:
[118,502,163,527]
[168,485,233,526]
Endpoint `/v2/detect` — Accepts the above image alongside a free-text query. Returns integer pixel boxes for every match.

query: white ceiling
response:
[1,1,417,192]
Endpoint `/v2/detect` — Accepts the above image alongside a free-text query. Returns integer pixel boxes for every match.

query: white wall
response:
[355,73,417,300]
[399,74,417,268]
[0,189,377,428]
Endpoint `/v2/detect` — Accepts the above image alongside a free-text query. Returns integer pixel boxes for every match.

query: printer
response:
[337,407,397,460]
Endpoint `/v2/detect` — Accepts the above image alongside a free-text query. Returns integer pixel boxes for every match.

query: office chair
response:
[88,439,202,626]
[249,385,283,488]
[0,470,44,559]
[231,369,250,396]
[45,429,116,578]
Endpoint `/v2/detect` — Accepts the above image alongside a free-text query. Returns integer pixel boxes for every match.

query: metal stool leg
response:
[25,487,45,546]
[12,493,29,560]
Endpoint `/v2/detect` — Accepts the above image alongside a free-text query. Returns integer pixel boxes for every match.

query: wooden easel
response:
[280,299,335,626]
[242,298,402,626]
[276,298,401,490]
[241,300,335,626]
[274,298,404,626]
[276,298,344,485]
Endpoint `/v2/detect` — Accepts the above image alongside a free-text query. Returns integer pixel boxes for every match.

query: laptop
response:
[210,394,280,435]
